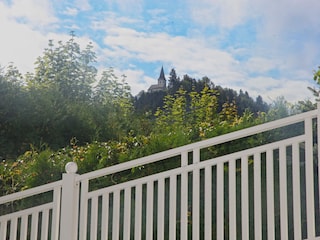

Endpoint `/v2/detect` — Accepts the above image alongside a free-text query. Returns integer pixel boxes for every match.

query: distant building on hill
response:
[148,66,166,92]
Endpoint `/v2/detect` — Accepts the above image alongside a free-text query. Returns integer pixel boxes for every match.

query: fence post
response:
[59,162,79,240]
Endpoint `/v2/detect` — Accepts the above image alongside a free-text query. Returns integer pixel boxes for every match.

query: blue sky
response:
[1,0,320,103]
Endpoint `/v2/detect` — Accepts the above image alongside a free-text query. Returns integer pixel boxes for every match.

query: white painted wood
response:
[134,185,142,240]
[229,159,237,239]
[180,170,188,239]
[41,209,49,240]
[241,156,249,240]
[193,147,200,163]
[0,221,7,240]
[59,172,79,240]
[181,150,188,167]
[292,142,302,239]
[112,190,120,240]
[10,218,17,240]
[216,163,224,240]
[101,192,109,240]
[0,180,62,205]
[279,145,288,240]
[51,186,61,240]
[79,179,89,240]
[266,149,275,240]
[123,187,131,240]
[169,175,177,240]
[192,168,200,240]
[254,152,262,240]
[146,181,154,239]
[86,136,306,199]
[30,212,39,240]
[76,108,317,182]
[204,165,212,240]
[90,196,98,240]
[305,117,316,239]
[20,215,28,240]
[157,178,165,240]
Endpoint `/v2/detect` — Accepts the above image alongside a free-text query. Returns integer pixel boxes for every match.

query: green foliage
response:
[308,66,320,101]
[1,35,308,197]
[93,68,134,140]
[0,35,136,160]
[0,159,28,196]
[28,35,97,102]
[134,69,269,116]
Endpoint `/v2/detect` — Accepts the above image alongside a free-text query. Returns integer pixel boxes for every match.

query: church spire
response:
[158,66,166,88]
[147,66,166,92]
[159,66,165,81]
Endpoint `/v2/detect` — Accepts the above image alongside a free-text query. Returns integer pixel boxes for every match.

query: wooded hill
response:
[134,70,269,115]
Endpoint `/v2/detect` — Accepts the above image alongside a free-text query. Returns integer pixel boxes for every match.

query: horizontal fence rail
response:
[0,181,62,240]
[1,106,320,239]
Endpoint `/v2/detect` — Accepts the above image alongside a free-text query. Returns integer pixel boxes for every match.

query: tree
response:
[93,68,134,140]
[168,68,179,92]
[308,66,320,101]
[0,65,30,158]
[27,34,97,102]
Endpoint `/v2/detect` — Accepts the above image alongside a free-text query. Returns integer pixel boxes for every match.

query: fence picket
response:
[30,212,38,239]
[112,189,120,240]
[267,149,275,240]
[254,152,262,239]
[146,181,154,239]
[10,218,17,240]
[180,168,188,238]
[20,215,28,240]
[204,165,212,239]
[90,196,98,240]
[134,185,142,239]
[229,158,237,239]
[292,142,302,239]
[279,145,289,240]
[169,175,177,240]
[192,168,200,240]
[241,156,249,240]
[101,192,109,240]
[157,178,165,240]
[305,117,316,239]
[216,162,224,239]
[41,209,49,240]
[123,187,131,240]
[0,221,7,240]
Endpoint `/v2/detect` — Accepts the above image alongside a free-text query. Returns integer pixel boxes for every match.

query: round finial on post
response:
[65,162,78,174]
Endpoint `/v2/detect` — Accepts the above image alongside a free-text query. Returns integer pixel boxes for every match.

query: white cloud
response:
[106,0,143,15]
[63,7,79,16]
[6,0,57,27]
[188,0,250,29]
[74,0,91,11]
[0,0,318,104]
[0,0,94,73]
[244,57,277,74]
[99,26,252,97]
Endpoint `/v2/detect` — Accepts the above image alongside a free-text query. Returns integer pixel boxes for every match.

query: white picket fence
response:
[1,106,320,239]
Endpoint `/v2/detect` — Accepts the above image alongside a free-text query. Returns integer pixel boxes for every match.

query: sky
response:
[1,0,320,103]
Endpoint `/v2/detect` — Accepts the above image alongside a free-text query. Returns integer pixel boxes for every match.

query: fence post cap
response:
[65,162,78,174]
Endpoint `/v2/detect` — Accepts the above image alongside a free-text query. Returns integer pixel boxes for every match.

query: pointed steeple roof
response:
[158,66,166,80]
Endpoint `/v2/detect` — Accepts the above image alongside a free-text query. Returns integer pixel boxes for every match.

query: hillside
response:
[134,70,269,115]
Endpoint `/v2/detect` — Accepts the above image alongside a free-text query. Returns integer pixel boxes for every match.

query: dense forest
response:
[0,36,317,196]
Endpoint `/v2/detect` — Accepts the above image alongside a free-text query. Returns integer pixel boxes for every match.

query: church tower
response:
[148,66,167,92]
[158,66,166,88]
